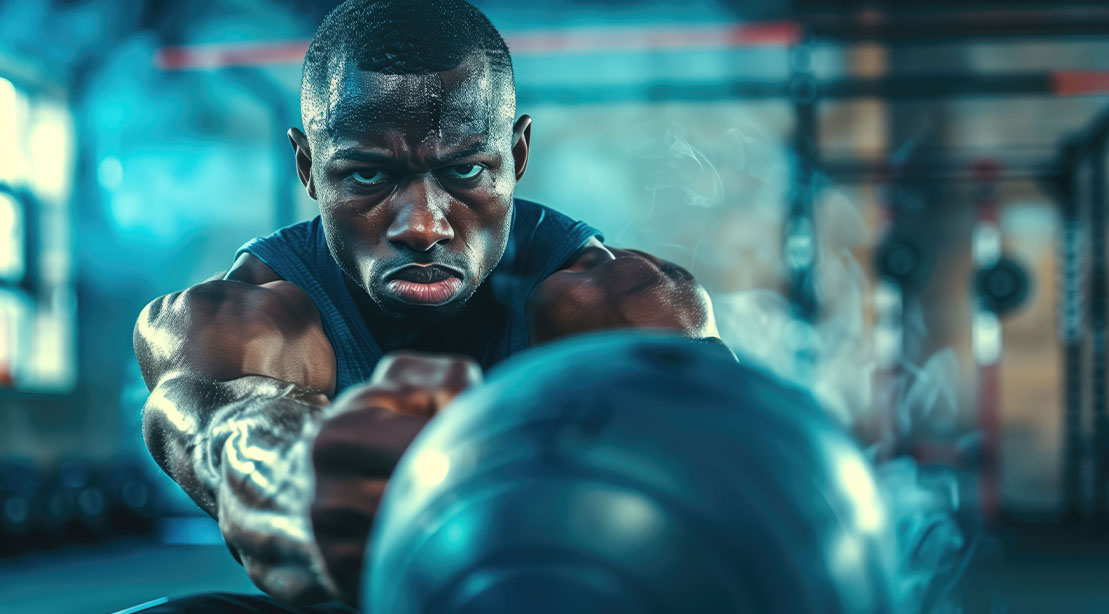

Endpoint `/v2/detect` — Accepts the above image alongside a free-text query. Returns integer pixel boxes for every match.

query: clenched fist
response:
[310,353,481,605]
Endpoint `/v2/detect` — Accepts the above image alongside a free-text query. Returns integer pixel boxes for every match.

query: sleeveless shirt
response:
[236,199,603,393]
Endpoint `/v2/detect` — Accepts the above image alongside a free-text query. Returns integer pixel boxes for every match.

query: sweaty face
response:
[304,55,519,320]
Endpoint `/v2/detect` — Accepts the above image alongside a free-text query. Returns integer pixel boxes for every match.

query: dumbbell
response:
[0,457,40,555]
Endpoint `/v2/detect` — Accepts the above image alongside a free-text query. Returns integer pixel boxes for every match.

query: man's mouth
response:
[383,264,465,305]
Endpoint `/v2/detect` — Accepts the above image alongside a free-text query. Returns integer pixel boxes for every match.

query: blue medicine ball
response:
[365,331,898,613]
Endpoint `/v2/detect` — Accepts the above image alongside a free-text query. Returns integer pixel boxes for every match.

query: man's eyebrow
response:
[433,141,492,164]
[329,148,396,164]
[328,141,492,165]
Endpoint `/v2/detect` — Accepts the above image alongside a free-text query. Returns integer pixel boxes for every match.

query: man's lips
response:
[383,264,465,305]
[386,264,461,284]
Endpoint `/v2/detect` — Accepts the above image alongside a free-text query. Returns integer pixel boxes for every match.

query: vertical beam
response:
[1089,139,1108,525]
[784,34,819,379]
[1058,142,1088,521]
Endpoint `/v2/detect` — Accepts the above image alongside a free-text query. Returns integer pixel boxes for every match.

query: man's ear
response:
[288,127,317,200]
[511,115,532,182]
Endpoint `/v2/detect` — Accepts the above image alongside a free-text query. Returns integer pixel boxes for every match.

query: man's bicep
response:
[135,282,280,388]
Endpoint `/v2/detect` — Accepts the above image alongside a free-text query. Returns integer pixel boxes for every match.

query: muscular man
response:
[134,0,717,611]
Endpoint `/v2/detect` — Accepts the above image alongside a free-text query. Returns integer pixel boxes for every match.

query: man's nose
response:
[386,178,455,252]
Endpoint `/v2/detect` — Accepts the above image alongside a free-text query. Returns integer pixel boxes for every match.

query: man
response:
[134,0,718,611]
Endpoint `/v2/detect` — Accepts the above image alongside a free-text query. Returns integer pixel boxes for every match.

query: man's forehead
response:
[309,54,514,146]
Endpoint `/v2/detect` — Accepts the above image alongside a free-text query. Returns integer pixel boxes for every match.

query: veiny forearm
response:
[143,375,335,602]
[142,375,324,514]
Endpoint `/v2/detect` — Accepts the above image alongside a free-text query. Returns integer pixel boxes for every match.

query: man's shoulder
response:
[526,244,718,344]
[134,277,327,390]
[140,279,316,336]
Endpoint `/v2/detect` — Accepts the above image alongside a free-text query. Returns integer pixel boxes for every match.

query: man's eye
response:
[441,164,483,180]
[352,169,390,184]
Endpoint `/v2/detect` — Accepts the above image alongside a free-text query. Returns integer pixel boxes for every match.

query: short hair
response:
[301,0,514,123]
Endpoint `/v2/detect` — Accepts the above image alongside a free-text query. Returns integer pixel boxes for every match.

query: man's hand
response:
[528,241,720,344]
[310,353,482,605]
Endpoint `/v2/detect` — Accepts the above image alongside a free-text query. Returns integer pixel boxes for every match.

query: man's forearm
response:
[141,357,476,606]
[142,375,325,514]
[143,375,335,602]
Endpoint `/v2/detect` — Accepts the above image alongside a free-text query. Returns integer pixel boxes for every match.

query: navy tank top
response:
[236,199,603,394]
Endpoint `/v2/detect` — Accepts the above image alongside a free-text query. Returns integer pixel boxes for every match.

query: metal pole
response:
[1055,137,1091,516]
[783,34,820,381]
[1058,141,1088,521]
[1089,138,1108,525]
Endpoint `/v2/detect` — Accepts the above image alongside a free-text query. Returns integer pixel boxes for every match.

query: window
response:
[0,192,24,282]
[0,75,76,393]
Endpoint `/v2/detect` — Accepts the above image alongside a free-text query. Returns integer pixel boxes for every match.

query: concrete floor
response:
[0,539,259,614]
[963,523,1109,614]
[3,523,1109,614]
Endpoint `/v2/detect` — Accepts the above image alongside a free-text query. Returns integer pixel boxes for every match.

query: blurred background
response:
[1,0,1108,612]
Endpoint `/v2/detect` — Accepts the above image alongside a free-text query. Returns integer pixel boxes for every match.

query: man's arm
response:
[135,277,339,602]
[136,256,480,606]
[527,237,720,344]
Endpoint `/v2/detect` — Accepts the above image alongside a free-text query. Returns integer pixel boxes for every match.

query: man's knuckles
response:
[333,385,436,417]
[370,352,481,392]
[327,353,480,417]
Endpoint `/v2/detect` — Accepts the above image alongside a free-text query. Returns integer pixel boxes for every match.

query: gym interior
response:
[2,1,1109,612]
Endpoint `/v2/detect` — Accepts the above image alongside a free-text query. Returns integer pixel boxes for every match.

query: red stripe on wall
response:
[1053,71,1109,96]
[505,22,800,54]
[156,41,310,70]
[155,22,801,70]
